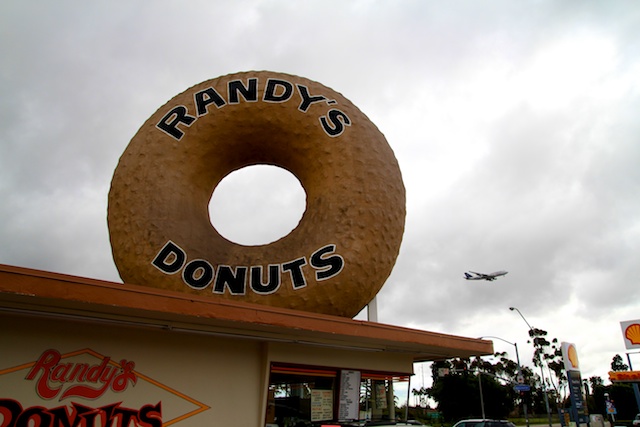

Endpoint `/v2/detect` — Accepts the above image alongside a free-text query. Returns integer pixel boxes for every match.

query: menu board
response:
[338,370,361,420]
[311,389,334,421]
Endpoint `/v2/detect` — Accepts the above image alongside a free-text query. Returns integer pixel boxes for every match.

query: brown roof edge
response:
[0,264,493,360]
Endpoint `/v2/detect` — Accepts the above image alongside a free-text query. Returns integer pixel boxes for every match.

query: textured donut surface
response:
[107,71,405,317]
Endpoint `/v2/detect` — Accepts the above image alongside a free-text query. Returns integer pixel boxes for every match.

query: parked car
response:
[632,413,640,427]
[452,419,516,427]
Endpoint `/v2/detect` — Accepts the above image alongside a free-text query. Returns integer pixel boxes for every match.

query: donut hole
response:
[208,165,307,246]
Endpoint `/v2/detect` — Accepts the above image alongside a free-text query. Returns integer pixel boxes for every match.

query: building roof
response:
[0,264,492,361]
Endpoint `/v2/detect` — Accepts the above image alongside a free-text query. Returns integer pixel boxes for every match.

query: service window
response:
[360,372,409,422]
[265,363,409,427]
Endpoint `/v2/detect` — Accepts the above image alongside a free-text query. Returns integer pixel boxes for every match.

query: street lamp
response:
[479,336,529,427]
[478,365,486,419]
[509,307,553,427]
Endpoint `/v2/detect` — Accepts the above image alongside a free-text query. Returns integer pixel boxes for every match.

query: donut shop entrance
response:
[266,363,408,425]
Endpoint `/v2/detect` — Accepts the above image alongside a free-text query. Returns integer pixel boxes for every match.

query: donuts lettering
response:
[152,241,344,294]
[108,71,405,317]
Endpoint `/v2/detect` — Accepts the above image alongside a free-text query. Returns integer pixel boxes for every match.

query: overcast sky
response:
[2,0,640,398]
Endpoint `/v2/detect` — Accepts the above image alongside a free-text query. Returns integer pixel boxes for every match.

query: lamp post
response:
[479,336,530,427]
[478,367,486,419]
[509,307,553,427]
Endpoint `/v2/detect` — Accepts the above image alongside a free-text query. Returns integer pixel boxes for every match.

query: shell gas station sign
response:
[561,342,588,422]
[620,320,640,350]
[609,320,640,383]
[609,371,640,382]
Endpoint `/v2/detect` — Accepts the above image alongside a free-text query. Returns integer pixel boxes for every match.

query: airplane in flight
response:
[464,270,508,281]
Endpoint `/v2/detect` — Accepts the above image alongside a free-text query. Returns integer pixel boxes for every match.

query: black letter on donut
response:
[228,78,258,104]
[195,88,227,116]
[250,265,280,295]
[297,84,327,112]
[282,257,308,289]
[310,244,344,281]
[264,79,294,103]
[156,106,196,140]
[214,265,247,295]
[319,109,351,137]
[182,259,214,290]
[152,241,186,274]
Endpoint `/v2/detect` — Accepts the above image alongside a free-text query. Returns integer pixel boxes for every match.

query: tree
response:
[421,346,640,424]
[611,354,629,372]
[527,327,566,409]
[427,357,514,422]
[584,376,604,413]
[589,376,604,389]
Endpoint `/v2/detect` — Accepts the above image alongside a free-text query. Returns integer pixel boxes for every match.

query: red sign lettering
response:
[24,349,137,400]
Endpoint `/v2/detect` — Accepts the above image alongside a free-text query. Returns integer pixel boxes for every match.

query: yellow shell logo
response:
[567,344,579,369]
[625,323,640,345]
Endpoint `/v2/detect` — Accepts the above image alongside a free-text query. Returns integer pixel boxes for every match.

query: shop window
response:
[265,363,409,427]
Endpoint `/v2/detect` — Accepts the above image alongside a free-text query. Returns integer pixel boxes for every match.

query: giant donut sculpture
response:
[108,71,405,318]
